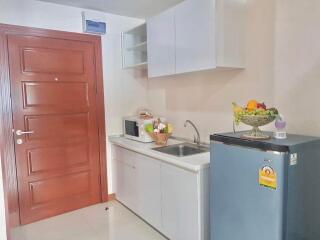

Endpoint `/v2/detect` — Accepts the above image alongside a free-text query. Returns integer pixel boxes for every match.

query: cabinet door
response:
[135,154,162,230]
[175,0,216,74]
[147,7,176,78]
[161,163,200,240]
[114,147,137,211]
[113,146,162,231]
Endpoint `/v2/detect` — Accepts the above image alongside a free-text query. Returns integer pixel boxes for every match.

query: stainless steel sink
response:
[152,143,209,157]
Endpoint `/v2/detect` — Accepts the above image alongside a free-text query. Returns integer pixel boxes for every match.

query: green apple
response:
[145,124,154,133]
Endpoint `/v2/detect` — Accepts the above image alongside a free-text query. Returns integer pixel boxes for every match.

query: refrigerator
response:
[210,132,320,240]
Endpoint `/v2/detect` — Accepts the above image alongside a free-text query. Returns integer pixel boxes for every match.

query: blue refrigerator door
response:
[211,142,288,240]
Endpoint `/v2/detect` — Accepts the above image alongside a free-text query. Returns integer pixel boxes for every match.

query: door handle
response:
[16,130,34,136]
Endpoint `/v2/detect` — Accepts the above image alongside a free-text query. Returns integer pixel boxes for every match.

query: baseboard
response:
[108,193,116,201]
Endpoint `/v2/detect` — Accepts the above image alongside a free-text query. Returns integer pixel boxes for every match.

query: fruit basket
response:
[240,115,276,139]
[149,132,172,145]
[145,118,173,145]
[233,100,279,140]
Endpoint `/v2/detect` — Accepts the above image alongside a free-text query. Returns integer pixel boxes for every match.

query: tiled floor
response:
[12,201,167,240]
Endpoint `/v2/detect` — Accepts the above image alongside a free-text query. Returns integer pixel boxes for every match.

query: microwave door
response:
[125,121,139,137]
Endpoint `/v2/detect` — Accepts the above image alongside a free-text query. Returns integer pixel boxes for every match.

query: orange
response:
[247,100,258,111]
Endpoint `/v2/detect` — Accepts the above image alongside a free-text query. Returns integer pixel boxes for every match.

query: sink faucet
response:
[184,120,201,145]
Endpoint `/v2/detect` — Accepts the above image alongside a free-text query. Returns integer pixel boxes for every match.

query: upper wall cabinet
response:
[147,0,246,78]
[147,8,176,78]
[175,0,215,74]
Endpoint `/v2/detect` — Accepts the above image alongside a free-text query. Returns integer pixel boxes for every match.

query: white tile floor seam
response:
[12,201,168,240]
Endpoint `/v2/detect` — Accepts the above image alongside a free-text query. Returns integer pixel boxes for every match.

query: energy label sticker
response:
[259,166,277,190]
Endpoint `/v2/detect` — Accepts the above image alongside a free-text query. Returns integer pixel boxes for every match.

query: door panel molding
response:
[27,143,90,175]
[21,47,85,74]
[29,171,91,205]
[0,23,108,239]
[22,82,89,109]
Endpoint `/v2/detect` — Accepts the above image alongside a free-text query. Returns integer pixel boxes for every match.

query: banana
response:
[232,102,244,113]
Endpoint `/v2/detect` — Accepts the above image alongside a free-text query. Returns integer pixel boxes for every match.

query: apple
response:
[257,102,267,110]
[145,124,154,133]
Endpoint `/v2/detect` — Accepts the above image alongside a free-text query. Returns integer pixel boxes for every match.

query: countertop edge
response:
[109,137,209,173]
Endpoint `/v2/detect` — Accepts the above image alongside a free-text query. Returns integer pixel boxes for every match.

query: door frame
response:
[0,23,109,235]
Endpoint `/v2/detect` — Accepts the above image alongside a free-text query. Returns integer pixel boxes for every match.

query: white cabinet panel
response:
[114,146,162,230]
[175,0,216,74]
[161,163,200,240]
[135,154,162,230]
[114,147,138,211]
[147,7,176,78]
[146,0,246,77]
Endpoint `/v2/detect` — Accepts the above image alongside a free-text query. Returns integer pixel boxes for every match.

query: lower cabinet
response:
[114,146,162,229]
[113,145,209,240]
[114,146,138,211]
[135,153,162,230]
[161,163,200,240]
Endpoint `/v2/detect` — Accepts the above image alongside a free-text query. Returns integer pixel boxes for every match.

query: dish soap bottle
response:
[274,115,287,139]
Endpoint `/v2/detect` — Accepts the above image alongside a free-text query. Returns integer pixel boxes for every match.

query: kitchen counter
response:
[109,136,210,172]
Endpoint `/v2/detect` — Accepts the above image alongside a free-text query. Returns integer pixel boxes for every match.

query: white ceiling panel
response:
[38,0,184,18]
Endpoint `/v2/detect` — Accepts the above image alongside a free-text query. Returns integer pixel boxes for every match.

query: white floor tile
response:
[11,201,167,240]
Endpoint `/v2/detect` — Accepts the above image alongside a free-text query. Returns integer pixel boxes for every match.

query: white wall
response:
[0,0,146,238]
[274,0,320,136]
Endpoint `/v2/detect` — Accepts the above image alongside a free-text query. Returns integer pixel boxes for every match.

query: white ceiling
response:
[38,0,184,18]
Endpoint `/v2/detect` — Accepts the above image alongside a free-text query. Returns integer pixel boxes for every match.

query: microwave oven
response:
[123,116,154,143]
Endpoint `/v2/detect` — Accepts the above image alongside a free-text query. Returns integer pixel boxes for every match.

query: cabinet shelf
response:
[126,41,147,52]
[123,62,148,69]
[125,24,147,36]
[122,23,148,70]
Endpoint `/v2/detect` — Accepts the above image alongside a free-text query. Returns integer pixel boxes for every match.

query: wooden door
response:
[7,34,102,224]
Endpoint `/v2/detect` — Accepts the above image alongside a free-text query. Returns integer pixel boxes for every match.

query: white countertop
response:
[109,136,210,172]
